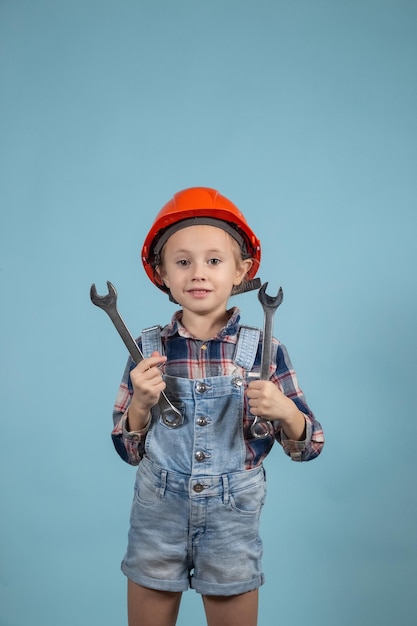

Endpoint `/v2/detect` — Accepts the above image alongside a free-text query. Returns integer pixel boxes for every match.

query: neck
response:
[181,309,231,341]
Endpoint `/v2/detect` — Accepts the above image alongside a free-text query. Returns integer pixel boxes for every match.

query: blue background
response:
[1,1,416,625]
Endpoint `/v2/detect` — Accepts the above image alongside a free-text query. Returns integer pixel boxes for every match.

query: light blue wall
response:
[1,1,416,625]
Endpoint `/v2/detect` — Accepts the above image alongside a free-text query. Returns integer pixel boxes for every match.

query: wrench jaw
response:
[160,407,184,428]
[251,415,275,439]
[257,282,284,309]
[90,281,118,309]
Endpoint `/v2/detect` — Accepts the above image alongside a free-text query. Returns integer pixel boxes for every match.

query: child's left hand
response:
[246,380,306,440]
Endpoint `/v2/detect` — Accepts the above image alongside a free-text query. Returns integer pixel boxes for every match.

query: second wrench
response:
[250,282,284,438]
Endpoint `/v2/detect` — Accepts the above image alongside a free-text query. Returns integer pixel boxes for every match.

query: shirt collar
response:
[161,307,241,340]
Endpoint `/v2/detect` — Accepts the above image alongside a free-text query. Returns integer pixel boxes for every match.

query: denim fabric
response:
[122,456,266,595]
[144,373,248,476]
[121,326,268,594]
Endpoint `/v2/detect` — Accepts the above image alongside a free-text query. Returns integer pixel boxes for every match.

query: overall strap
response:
[141,325,164,358]
[233,325,261,371]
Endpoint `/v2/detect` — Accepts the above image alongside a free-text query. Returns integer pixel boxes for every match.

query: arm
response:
[111,357,144,465]
[111,351,167,465]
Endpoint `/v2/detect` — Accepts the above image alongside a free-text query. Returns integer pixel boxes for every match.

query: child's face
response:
[157,225,252,313]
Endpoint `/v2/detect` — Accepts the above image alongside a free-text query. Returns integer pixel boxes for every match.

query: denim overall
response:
[121,326,267,596]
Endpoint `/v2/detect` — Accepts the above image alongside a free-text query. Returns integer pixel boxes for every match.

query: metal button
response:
[194,450,206,462]
[193,483,205,493]
[196,417,208,426]
[196,381,208,393]
[232,375,243,387]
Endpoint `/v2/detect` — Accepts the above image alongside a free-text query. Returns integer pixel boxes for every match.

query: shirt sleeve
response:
[272,343,325,462]
[111,357,146,465]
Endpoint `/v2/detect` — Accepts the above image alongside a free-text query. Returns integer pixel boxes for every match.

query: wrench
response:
[250,282,284,438]
[90,281,183,428]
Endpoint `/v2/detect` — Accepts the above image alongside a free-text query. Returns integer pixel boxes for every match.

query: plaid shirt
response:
[112,307,324,467]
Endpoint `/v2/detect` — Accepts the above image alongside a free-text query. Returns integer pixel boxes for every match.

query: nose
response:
[190,261,206,281]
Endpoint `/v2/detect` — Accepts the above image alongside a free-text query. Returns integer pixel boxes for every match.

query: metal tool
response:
[250,282,284,438]
[90,281,183,428]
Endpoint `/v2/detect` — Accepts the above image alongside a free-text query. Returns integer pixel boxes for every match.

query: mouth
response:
[187,289,211,297]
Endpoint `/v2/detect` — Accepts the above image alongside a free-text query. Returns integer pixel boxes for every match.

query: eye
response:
[176,259,190,267]
[208,258,221,266]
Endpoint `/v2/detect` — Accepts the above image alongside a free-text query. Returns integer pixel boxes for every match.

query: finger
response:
[247,380,266,393]
[248,401,260,416]
[132,365,164,387]
[246,385,262,399]
[147,353,167,367]
[151,350,164,358]
[135,354,167,373]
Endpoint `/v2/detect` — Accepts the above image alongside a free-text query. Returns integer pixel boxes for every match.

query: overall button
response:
[196,417,208,427]
[196,381,208,393]
[193,483,205,493]
[194,450,206,462]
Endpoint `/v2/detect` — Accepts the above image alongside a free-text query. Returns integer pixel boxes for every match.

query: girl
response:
[111,187,324,626]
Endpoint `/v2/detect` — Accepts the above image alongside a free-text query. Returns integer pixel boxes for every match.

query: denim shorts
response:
[121,456,266,596]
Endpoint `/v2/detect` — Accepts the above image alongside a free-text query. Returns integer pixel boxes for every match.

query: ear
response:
[156,265,170,289]
[233,258,253,286]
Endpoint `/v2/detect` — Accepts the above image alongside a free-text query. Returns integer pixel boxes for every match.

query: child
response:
[111,187,324,626]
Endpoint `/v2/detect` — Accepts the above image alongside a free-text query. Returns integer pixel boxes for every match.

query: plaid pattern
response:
[112,308,324,466]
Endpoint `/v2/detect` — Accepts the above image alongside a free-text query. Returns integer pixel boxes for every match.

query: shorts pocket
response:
[229,477,266,516]
[133,469,161,506]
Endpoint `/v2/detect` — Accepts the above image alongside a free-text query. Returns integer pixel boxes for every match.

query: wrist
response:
[279,405,306,441]
[126,410,151,433]
[126,400,152,432]
[124,409,152,441]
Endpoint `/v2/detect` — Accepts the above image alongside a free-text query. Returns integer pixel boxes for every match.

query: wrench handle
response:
[260,312,274,381]
[251,283,283,439]
[104,307,146,365]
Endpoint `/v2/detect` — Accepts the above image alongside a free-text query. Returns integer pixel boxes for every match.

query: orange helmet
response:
[141,186,261,294]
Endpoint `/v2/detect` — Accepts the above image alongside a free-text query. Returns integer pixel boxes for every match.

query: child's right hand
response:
[127,351,167,430]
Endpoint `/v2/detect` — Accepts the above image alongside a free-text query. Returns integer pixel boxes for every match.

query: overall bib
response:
[121,326,267,596]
